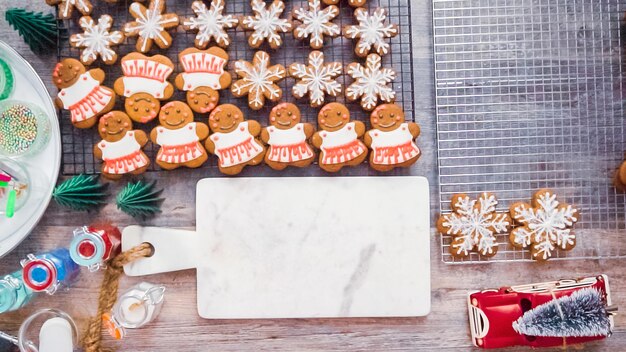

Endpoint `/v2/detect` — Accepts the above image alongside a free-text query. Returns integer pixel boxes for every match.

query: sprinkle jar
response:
[0,100,50,157]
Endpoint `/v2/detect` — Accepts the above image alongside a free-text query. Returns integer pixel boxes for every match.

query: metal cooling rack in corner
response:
[55,0,416,178]
[432,0,626,263]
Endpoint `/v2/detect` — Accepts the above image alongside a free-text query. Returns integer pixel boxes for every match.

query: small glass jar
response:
[103,282,166,340]
[21,248,81,295]
[0,100,50,157]
[0,157,30,218]
[69,224,122,272]
[0,270,34,314]
[17,308,78,352]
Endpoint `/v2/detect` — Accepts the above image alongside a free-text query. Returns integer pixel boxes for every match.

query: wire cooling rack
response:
[56,0,414,177]
[434,0,626,263]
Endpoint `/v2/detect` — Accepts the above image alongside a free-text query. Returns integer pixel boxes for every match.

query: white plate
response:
[0,40,61,257]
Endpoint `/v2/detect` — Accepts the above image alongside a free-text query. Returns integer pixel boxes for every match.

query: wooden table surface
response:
[0,1,624,351]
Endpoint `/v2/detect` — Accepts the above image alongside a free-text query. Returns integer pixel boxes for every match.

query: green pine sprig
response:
[5,8,58,55]
[116,181,164,218]
[52,174,108,211]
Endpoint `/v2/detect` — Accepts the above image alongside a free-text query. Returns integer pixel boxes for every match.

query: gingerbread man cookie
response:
[289,51,342,108]
[205,104,266,175]
[174,47,231,114]
[344,8,398,57]
[364,104,420,172]
[293,0,340,49]
[322,0,366,7]
[124,0,179,53]
[231,51,286,110]
[70,15,124,65]
[46,0,92,20]
[183,0,239,49]
[311,103,367,172]
[241,0,293,49]
[114,53,174,123]
[346,53,396,111]
[93,111,150,180]
[53,58,116,129]
[150,101,210,170]
[261,103,315,170]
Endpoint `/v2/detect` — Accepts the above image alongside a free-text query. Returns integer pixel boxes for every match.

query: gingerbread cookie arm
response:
[205,137,216,154]
[150,127,159,144]
[363,131,373,147]
[90,68,106,83]
[260,128,270,144]
[55,97,64,109]
[247,120,262,137]
[354,121,366,137]
[93,143,103,160]
[303,123,315,138]
[408,122,420,138]
[196,122,210,141]
[134,130,149,147]
[311,132,322,149]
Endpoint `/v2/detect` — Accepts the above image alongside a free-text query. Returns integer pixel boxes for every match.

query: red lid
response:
[22,258,57,292]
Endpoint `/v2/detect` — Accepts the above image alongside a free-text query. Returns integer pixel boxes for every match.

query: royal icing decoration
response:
[241,0,292,49]
[124,0,179,53]
[510,190,579,261]
[120,56,173,98]
[46,0,92,20]
[210,121,264,168]
[266,123,314,163]
[438,193,511,257]
[231,51,286,110]
[319,122,366,165]
[99,131,149,175]
[293,0,340,49]
[179,49,228,91]
[368,123,420,165]
[183,0,239,48]
[155,123,204,164]
[344,8,398,57]
[58,72,113,123]
[70,15,124,65]
[289,51,342,108]
[346,53,396,111]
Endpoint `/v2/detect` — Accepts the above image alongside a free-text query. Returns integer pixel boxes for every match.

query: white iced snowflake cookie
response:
[509,190,579,261]
[70,15,124,65]
[437,193,511,258]
[241,0,293,49]
[293,0,340,49]
[231,51,286,110]
[346,53,396,111]
[343,7,398,57]
[46,0,92,20]
[289,51,342,108]
[124,0,179,53]
[183,0,239,49]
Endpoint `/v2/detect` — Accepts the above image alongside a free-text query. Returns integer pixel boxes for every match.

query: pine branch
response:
[5,8,58,55]
[52,174,108,212]
[116,181,163,218]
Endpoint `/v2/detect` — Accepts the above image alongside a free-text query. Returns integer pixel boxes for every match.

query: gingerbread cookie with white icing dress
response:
[114,53,175,124]
[364,104,420,172]
[311,103,367,172]
[174,47,231,114]
[53,58,116,129]
[205,104,266,175]
[94,111,150,180]
[261,103,315,170]
[150,101,209,170]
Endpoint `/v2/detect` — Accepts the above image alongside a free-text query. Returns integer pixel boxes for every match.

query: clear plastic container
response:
[18,308,78,352]
[0,157,30,218]
[0,100,50,157]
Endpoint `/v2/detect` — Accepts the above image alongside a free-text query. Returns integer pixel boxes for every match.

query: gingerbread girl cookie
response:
[70,15,124,65]
[46,0,92,20]
[231,51,286,110]
[293,0,340,49]
[150,101,209,170]
[205,104,266,175]
[124,0,179,53]
[53,58,115,129]
[114,53,174,123]
[261,103,315,170]
[241,0,293,49]
[174,47,231,114]
[183,0,239,49]
[311,103,367,172]
[93,111,150,180]
[364,104,420,172]
[344,8,398,57]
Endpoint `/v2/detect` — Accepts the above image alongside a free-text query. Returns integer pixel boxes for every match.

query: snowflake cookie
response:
[509,190,579,261]
[346,53,396,111]
[344,8,398,57]
[241,0,293,49]
[46,0,92,20]
[437,193,511,258]
[70,15,124,65]
[183,0,239,49]
[322,0,366,7]
[289,51,342,108]
[231,51,286,110]
[124,0,180,53]
[293,0,340,49]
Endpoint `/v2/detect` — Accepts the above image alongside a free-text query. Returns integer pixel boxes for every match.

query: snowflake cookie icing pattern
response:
[46,0,92,20]
[241,0,293,49]
[183,0,239,49]
[293,0,340,49]
[289,51,342,108]
[231,51,286,110]
[124,0,180,53]
[70,15,124,65]
[509,190,579,261]
[344,8,398,57]
[346,53,396,111]
[437,193,511,258]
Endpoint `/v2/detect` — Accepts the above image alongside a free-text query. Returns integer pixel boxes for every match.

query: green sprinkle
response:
[0,103,39,155]
[0,181,7,187]
[6,189,15,218]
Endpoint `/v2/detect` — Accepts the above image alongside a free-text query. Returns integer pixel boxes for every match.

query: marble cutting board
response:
[123,176,431,319]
